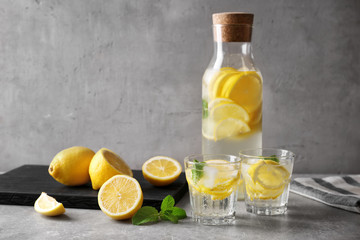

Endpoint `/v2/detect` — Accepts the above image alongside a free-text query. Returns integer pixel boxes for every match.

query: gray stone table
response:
[0,175,359,240]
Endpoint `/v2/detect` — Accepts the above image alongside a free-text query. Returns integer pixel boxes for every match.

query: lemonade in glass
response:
[184,154,241,225]
[240,148,294,215]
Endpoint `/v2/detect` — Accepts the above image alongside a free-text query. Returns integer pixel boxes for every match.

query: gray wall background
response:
[1,0,359,173]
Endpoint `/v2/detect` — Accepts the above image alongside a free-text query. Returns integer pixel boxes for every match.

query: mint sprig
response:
[192,159,205,183]
[132,195,187,225]
[264,155,279,163]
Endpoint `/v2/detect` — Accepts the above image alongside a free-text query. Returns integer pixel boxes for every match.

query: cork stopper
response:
[212,12,254,42]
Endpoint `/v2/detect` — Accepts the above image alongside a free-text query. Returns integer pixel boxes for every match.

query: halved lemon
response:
[214,118,250,141]
[98,175,143,220]
[210,102,250,123]
[34,192,65,216]
[89,148,133,190]
[142,156,182,186]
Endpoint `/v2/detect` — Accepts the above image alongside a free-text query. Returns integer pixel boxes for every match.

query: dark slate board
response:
[0,165,188,210]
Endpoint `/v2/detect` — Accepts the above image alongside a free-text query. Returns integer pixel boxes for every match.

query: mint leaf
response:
[132,196,187,225]
[161,195,175,212]
[171,207,187,219]
[132,206,159,225]
[161,211,179,224]
[202,99,208,119]
[160,210,172,221]
[192,159,205,183]
[264,155,279,163]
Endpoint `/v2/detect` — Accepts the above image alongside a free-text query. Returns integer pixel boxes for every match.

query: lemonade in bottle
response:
[202,13,262,200]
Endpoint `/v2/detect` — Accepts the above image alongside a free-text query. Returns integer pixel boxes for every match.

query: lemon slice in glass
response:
[196,160,240,200]
[245,160,290,200]
[253,160,290,190]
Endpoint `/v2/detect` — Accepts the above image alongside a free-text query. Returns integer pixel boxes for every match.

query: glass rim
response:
[184,153,241,165]
[239,148,295,159]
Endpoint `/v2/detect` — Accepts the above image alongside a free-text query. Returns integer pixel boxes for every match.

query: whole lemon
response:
[89,148,133,190]
[49,146,95,186]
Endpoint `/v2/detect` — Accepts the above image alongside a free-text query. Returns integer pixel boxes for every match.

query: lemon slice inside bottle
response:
[202,118,216,140]
[222,71,262,114]
[210,102,250,123]
[210,72,240,100]
[208,67,239,100]
[208,98,234,110]
[214,118,250,141]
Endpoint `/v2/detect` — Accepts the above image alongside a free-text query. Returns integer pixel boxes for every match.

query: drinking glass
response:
[239,148,294,215]
[184,154,241,225]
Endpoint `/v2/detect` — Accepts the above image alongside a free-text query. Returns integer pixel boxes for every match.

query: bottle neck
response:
[212,42,256,70]
[215,41,252,55]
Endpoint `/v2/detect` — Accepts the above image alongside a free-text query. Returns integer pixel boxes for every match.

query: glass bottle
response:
[201,12,263,199]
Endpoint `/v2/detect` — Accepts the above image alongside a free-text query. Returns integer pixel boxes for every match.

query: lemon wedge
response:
[34,192,65,216]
